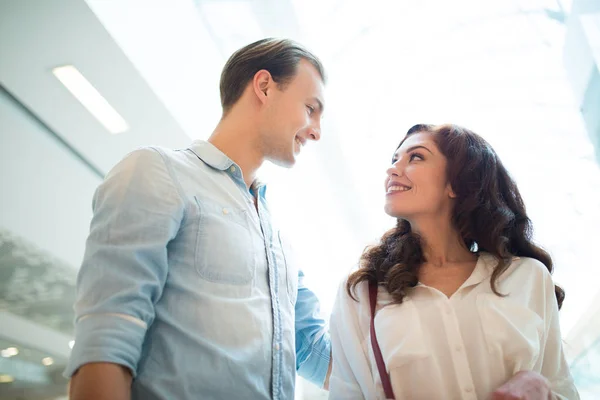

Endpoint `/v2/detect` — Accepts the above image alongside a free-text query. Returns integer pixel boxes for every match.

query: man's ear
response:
[252,69,272,103]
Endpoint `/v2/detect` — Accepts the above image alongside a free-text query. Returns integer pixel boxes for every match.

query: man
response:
[66,38,331,400]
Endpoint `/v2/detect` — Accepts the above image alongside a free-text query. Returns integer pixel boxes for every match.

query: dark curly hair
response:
[347,124,565,309]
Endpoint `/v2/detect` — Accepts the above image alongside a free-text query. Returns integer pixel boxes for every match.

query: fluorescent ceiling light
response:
[52,65,129,134]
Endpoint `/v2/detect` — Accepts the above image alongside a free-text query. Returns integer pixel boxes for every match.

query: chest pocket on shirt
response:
[476,293,543,372]
[194,197,256,287]
[375,299,431,370]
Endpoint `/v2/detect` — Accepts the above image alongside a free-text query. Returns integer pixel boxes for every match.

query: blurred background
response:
[0,0,599,398]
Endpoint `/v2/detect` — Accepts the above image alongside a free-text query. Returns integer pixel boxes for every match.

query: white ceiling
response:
[0,0,599,397]
[0,0,190,174]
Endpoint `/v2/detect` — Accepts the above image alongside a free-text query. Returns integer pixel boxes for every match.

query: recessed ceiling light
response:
[52,65,129,134]
[0,347,18,358]
[42,357,54,366]
[0,375,14,383]
[68,340,75,349]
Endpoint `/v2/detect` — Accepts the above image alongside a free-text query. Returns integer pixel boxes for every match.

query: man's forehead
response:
[296,61,324,86]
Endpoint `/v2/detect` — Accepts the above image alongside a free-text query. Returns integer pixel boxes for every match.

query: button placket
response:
[442,298,477,399]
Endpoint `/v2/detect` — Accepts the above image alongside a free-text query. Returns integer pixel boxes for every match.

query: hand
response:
[491,370,552,400]
[322,357,333,391]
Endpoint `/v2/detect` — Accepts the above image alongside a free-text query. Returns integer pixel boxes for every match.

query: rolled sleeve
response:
[66,314,147,377]
[295,270,332,387]
[65,147,184,378]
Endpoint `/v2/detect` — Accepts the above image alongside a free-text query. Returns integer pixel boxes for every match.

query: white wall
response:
[0,87,101,270]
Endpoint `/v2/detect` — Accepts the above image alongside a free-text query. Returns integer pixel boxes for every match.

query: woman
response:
[329,124,579,399]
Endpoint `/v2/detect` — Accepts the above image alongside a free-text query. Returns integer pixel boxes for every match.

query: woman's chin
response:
[384,204,409,219]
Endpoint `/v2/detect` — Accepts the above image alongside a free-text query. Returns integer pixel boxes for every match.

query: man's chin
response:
[268,154,296,168]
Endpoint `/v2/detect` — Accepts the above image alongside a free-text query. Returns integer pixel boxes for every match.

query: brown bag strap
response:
[369,281,395,399]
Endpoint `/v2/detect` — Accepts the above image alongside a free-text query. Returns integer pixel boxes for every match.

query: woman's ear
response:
[447,183,457,199]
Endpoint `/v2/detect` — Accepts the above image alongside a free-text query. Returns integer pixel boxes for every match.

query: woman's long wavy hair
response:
[347,124,565,309]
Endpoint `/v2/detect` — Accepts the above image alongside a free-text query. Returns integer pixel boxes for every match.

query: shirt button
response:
[464,387,473,393]
[222,208,229,215]
[455,345,462,352]
[274,344,280,351]
[229,165,236,173]
[445,306,452,315]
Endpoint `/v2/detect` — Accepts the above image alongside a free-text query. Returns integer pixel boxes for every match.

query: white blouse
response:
[329,253,579,400]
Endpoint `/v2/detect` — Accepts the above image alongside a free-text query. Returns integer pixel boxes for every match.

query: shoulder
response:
[107,144,204,185]
[100,146,188,203]
[496,256,555,298]
[109,146,173,175]
[504,256,552,280]
[117,144,202,172]
[337,274,369,301]
[330,275,372,335]
[333,274,380,320]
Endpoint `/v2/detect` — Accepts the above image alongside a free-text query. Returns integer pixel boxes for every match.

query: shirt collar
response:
[189,140,234,171]
[460,252,495,288]
[460,252,523,289]
[189,140,268,197]
[415,252,496,290]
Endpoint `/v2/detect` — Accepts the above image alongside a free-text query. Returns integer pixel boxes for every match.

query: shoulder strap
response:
[369,281,395,399]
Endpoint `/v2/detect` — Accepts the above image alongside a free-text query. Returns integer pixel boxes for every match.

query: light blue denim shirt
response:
[65,141,331,399]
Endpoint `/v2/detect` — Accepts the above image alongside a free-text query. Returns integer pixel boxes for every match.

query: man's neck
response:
[208,110,264,189]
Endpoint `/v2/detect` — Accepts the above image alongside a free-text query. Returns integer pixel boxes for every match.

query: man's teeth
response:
[387,185,411,193]
[295,137,302,146]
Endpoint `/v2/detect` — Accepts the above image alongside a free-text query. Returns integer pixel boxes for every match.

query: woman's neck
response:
[409,216,475,267]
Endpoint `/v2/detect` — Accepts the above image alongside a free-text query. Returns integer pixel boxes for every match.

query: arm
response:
[69,363,132,400]
[67,148,184,400]
[323,356,333,390]
[328,279,370,399]
[492,268,579,400]
[538,272,579,399]
[295,270,332,388]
